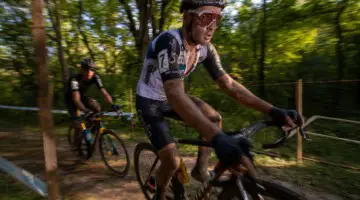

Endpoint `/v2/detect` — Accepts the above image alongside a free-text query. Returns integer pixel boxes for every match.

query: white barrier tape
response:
[0,157,48,197]
[0,105,134,120]
[288,115,360,144]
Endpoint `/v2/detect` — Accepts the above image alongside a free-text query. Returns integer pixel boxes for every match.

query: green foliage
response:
[0,0,360,197]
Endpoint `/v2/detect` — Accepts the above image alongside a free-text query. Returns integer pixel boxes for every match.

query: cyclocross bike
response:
[68,110,130,177]
[134,120,311,200]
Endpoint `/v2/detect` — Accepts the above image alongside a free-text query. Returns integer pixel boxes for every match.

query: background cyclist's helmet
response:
[81,58,96,71]
[180,0,226,13]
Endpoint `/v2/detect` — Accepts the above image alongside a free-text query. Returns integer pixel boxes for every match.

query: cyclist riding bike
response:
[135,0,304,199]
[65,58,121,150]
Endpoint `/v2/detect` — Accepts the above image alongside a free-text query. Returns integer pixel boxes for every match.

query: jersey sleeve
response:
[70,76,80,91]
[201,43,227,81]
[153,33,182,82]
[93,74,104,89]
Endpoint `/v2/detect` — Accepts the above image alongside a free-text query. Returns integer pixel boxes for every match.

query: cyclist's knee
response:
[190,96,222,125]
[158,144,181,171]
[208,113,222,124]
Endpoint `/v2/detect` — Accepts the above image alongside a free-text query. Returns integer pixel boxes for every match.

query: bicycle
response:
[68,110,130,177]
[134,120,311,200]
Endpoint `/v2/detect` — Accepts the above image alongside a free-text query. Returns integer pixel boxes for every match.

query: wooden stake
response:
[129,88,134,132]
[31,0,61,199]
[296,79,303,163]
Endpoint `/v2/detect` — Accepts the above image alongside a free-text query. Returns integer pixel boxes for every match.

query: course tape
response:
[0,105,134,120]
[0,156,48,197]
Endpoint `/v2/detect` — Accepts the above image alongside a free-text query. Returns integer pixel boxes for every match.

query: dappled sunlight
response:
[0,152,26,157]
[118,133,131,140]
[255,155,298,168]
[1,0,359,199]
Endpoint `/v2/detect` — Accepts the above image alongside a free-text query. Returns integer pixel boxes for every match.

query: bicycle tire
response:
[67,125,75,147]
[218,177,307,200]
[134,142,157,200]
[134,142,186,200]
[99,130,130,177]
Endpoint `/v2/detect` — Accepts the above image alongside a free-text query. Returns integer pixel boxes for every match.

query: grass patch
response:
[254,154,360,199]
[0,174,45,200]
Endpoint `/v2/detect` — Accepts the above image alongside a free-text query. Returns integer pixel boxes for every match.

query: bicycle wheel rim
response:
[134,143,159,200]
[134,143,185,200]
[99,130,130,177]
[240,178,307,200]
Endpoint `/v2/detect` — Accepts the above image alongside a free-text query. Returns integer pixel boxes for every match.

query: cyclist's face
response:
[187,6,222,45]
[81,68,95,80]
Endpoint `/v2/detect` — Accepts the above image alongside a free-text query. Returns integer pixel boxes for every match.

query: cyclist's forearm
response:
[165,81,220,140]
[104,95,113,104]
[74,100,88,112]
[100,88,113,104]
[218,75,272,113]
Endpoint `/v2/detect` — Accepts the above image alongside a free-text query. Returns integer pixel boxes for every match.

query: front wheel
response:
[219,176,307,200]
[134,142,186,200]
[99,130,130,177]
[134,143,159,200]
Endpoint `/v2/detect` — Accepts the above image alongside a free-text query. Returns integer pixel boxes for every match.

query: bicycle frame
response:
[79,113,107,154]
[143,121,306,200]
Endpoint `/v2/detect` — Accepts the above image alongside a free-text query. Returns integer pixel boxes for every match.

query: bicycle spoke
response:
[99,131,129,176]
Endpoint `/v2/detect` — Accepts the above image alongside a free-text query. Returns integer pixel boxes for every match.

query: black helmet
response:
[81,58,96,70]
[180,0,226,13]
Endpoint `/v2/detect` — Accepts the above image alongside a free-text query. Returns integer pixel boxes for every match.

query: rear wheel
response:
[99,130,130,177]
[67,125,75,148]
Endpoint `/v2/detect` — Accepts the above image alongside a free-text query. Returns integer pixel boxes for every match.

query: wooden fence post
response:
[129,88,134,132]
[296,79,303,163]
[31,0,61,199]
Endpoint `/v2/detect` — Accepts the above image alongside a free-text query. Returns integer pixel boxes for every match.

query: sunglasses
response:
[82,67,96,72]
[188,9,223,28]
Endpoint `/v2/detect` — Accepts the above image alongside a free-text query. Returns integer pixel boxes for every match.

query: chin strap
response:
[186,19,198,46]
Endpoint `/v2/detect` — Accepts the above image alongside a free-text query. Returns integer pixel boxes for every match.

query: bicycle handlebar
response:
[227,121,309,149]
[83,110,125,121]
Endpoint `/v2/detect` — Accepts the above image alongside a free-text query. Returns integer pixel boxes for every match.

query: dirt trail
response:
[0,129,347,200]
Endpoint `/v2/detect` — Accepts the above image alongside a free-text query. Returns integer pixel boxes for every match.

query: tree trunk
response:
[335,0,347,80]
[78,0,96,61]
[46,0,69,92]
[354,34,360,109]
[333,0,347,109]
[119,0,171,60]
[158,0,170,34]
[251,7,258,82]
[138,0,151,60]
[258,0,267,98]
[31,0,60,199]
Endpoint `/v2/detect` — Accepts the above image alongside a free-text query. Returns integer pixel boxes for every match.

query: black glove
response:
[269,107,300,127]
[211,133,243,167]
[111,104,121,112]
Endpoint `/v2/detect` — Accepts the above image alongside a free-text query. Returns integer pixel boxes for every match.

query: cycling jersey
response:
[67,73,104,97]
[136,28,227,150]
[136,28,227,101]
[65,73,104,119]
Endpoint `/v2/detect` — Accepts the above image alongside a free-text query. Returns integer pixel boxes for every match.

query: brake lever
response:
[116,109,125,121]
[300,128,312,143]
